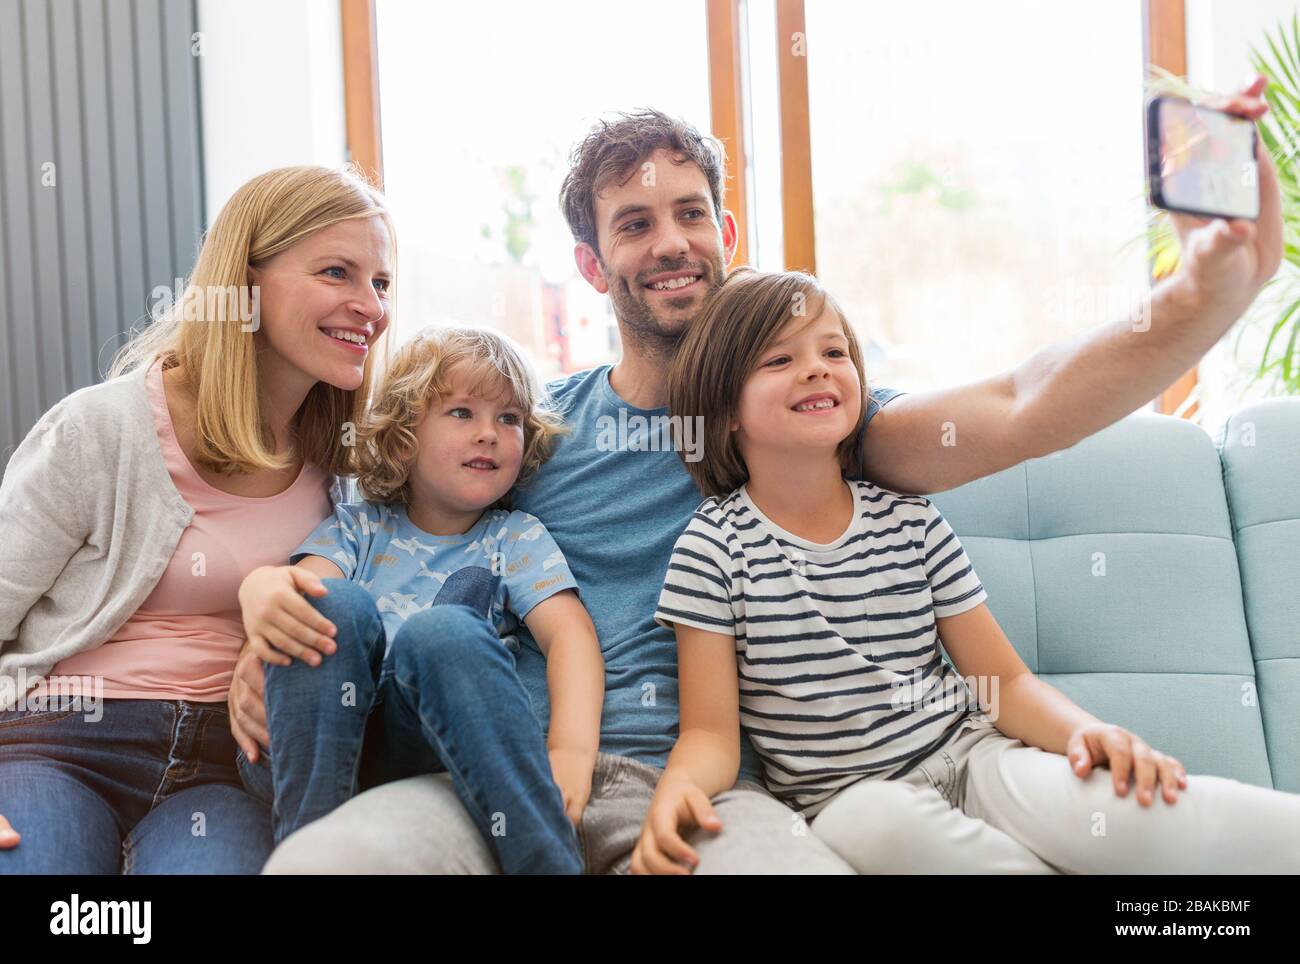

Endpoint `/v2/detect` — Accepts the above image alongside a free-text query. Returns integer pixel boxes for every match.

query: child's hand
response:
[237,565,338,667]
[548,748,593,825]
[1066,723,1188,806]
[630,776,722,875]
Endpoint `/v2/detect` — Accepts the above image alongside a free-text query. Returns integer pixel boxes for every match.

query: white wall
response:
[196,0,346,221]
[1186,0,1299,92]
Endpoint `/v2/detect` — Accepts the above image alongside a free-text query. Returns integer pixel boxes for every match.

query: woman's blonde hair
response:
[110,164,395,476]
[667,267,869,498]
[356,325,568,505]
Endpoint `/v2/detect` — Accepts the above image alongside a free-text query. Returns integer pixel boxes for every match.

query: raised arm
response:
[862,76,1280,495]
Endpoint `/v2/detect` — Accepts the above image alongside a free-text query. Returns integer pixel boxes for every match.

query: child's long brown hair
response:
[666,268,869,498]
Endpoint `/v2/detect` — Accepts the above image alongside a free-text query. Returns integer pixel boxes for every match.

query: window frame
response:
[341,0,1193,413]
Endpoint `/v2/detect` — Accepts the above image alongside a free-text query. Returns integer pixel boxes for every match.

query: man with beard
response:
[246,81,1279,873]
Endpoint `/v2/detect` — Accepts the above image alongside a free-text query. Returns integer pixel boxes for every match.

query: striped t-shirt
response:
[654,479,995,816]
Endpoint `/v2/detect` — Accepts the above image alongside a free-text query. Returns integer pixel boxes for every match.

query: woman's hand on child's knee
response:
[1067,723,1188,806]
[0,813,19,849]
[229,642,270,762]
[630,780,722,875]
[237,565,338,667]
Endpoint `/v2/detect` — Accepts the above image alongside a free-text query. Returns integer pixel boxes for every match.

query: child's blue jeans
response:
[237,578,582,875]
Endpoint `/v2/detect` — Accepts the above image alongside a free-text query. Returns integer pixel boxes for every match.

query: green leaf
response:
[1258,295,1300,377]
[1267,34,1299,92]
[1281,313,1300,383]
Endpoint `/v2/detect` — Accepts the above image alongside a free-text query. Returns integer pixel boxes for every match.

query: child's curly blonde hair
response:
[355,325,568,505]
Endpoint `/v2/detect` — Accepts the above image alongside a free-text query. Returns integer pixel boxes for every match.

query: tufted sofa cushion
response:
[1219,399,1300,792]
[930,411,1275,788]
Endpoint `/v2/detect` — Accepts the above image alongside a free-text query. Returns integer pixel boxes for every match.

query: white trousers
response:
[811,720,1300,874]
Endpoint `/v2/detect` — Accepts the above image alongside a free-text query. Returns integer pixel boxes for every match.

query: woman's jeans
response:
[0,698,272,874]
[237,578,582,875]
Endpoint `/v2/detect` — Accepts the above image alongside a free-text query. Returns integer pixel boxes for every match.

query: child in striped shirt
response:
[632,267,1300,875]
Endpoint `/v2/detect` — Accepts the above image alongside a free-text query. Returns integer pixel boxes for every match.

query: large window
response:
[803,0,1150,396]
[363,1,1237,426]
[375,0,711,378]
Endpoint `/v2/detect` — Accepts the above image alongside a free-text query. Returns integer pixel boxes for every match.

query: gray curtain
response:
[0,0,204,466]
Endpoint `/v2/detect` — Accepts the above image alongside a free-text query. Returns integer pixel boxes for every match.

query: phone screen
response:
[1154,98,1259,220]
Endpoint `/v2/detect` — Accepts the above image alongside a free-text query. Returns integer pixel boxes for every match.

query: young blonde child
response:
[634,267,1300,875]
[237,326,604,875]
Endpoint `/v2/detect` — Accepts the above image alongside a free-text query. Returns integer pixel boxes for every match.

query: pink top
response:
[51,359,334,702]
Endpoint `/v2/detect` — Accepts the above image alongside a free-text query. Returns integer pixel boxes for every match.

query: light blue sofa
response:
[929,399,1300,792]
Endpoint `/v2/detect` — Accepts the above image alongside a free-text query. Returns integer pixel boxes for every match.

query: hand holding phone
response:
[1148,94,1260,221]
[1145,75,1281,324]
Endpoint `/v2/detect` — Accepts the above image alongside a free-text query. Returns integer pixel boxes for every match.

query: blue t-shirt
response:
[292,501,579,652]
[511,365,900,781]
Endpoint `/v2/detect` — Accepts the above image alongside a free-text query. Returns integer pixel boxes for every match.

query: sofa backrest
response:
[1220,399,1300,793]
[930,412,1275,788]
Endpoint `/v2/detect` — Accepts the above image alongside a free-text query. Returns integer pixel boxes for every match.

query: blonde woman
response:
[0,165,393,874]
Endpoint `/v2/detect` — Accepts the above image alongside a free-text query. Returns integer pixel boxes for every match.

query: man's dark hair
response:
[559,108,727,257]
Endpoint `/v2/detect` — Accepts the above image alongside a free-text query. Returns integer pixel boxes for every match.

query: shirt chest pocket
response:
[857,558,936,669]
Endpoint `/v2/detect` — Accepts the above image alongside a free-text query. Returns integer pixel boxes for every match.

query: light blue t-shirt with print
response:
[292,501,579,652]
[510,365,900,783]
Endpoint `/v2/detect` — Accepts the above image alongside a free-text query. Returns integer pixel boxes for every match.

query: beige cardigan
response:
[0,365,348,708]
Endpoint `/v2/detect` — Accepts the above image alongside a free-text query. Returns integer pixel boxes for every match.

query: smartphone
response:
[1147,95,1259,221]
